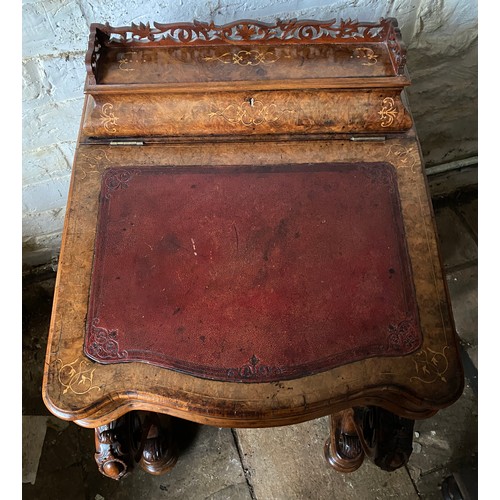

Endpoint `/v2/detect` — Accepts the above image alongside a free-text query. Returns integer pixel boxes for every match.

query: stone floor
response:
[22,175,478,500]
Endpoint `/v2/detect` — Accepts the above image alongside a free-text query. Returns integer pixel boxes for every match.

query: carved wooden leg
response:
[94,411,179,480]
[324,409,365,473]
[137,412,178,475]
[94,413,135,480]
[353,406,415,472]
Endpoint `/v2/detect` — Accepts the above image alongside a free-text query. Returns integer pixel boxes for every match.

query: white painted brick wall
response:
[22,0,477,269]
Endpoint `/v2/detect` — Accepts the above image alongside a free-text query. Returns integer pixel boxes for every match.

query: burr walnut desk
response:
[42,18,463,479]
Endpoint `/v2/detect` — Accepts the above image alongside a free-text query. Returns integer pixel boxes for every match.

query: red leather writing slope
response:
[85,163,421,382]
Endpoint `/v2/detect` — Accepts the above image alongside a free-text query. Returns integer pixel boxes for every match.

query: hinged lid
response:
[85,162,421,382]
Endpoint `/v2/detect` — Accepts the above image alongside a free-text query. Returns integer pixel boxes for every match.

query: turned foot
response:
[353,406,415,472]
[94,411,179,480]
[138,413,178,475]
[324,409,364,473]
[94,413,135,480]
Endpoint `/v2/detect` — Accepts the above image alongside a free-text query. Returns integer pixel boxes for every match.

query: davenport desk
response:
[42,18,464,480]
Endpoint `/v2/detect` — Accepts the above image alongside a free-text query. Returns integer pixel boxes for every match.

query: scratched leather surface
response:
[84,163,421,382]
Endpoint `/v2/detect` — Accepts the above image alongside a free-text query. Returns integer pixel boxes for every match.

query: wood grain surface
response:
[42,99,463,428]
[82,90,412,139]
[42,19,462,430]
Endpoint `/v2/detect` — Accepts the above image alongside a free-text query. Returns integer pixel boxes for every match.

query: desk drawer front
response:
[83,90,412,139]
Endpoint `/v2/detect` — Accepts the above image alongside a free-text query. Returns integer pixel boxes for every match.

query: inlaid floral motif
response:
[386,144,419,173]
[352,47,378,66]
[56,357,101,395]
[117,51,150,71]
[209,99,294,127]
[410,346,449,384]
[100,103,118,133]
[378,97,398,128]
[203,49,281,66]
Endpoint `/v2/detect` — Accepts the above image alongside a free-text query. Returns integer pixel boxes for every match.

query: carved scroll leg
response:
[94,414,135,480]
[324,409,365,473]
[353,406,415,472]
[137,412,178,476]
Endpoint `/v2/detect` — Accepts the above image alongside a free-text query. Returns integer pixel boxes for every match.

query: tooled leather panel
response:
[84,163,421,382]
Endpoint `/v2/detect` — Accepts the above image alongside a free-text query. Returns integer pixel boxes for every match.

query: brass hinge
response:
[349,136,386,142]
[109,141,145,146]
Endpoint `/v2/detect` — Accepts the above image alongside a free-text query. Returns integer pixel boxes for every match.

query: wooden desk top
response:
[42,18,463,429]
[42,125,463,428]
